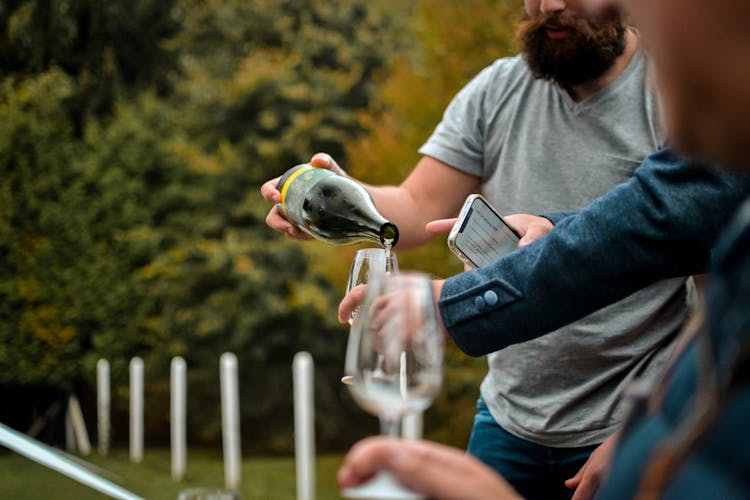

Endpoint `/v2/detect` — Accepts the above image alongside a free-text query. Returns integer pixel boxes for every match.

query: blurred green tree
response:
[135,0,412,450]
[168,0,410,178]
[1,0,412,451]
[0,0,181,439]
[1,0,522,452]
[0,0,180,122]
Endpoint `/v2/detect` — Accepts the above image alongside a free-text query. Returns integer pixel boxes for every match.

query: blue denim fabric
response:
[468,398,598,500]
[439,149,750,356]
[597,198,750,499]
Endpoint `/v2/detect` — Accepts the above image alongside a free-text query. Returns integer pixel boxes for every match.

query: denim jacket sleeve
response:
[542,211,577,225]
[439,148,750,356]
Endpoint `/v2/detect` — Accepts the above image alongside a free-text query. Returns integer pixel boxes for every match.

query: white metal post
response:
[68,395,91,455]
[171,356,187,480]
[399,351,422,440]
[220,352,241,490]
[293,352,315,500]
[129,357,144,463]
[97,359,110,456]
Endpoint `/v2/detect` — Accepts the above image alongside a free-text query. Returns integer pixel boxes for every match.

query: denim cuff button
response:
[474,296,486,310]
[484,290,499,306]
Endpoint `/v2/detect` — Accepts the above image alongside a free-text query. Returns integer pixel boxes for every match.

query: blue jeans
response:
[467,398,599,500]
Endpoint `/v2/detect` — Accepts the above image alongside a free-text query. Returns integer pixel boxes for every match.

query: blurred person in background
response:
[336,0,750,498]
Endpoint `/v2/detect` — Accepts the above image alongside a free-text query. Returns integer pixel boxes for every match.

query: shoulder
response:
[455,54,535,106]
[469,55,531,89]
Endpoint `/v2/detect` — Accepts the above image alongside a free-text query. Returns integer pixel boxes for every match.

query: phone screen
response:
[452,197,520,268]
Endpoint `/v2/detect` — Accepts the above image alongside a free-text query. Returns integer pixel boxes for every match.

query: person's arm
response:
[338,437,523,500]
[439,148,750,356]
[260,153,479,249]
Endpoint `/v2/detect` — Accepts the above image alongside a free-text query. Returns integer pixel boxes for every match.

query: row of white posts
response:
[88,353,244,491]
[89,352,421,500]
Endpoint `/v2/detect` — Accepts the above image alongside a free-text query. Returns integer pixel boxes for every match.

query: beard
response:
[517,11,627,87]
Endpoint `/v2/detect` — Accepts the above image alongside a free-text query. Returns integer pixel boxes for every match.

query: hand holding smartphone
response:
[447,194,521,269]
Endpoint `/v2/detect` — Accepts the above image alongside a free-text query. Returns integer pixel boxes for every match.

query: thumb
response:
[426,218,458,235]
[518,225,549,247]
[310,152,347,175]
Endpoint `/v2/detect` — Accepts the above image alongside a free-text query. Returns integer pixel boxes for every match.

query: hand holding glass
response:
[342,272,443,500]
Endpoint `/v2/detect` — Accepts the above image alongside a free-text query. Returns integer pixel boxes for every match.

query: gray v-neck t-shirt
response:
[419,49,691,447]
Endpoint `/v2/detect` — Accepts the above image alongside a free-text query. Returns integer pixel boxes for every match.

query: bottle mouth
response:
[379,223,399,248]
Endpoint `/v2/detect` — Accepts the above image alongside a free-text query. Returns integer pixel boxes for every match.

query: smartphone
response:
[447,194,521,269]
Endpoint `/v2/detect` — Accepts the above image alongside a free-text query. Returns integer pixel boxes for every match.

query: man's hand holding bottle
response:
[261,153,556,344]
[260,152,348,240]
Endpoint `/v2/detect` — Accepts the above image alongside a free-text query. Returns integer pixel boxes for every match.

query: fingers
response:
[338,284,368,323]
[337,437,396,487]
[338,437,522,500]
[260,176,282,203]
[502,214,554,248]
[310,152,347,176]
[502,214,531,236]
[565,434,619,500]
[390,441,509,499]
[261,175,313,240]
[569,469,600,500]
[264,205,313,240]
[518,222,552,247]
[565,463,585,489]
[310,152,333,168]
[425,218,458,235]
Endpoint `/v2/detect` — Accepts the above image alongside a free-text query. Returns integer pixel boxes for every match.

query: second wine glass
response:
[341,272,443,500]
[341,248,398,385]
[345,248,399,324]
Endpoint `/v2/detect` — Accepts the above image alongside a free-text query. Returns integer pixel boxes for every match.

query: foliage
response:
[0,69,140,388]
[136,0,411,450]
[168,0,411,179]
[1,0,411,451]
[0,0,180,121]
[1,0,523,452]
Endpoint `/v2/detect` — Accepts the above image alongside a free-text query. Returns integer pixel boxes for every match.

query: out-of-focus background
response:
[0,0,518,497]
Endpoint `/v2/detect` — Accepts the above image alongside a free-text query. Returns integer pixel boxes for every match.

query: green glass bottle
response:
[277,163,399,247]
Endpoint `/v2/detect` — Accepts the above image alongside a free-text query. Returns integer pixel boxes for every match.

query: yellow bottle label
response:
[279,165,313,216]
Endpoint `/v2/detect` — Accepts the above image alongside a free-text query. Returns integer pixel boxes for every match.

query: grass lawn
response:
[0,448,345,499]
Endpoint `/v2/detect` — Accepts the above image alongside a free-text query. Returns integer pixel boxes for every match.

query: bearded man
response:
[262,1,685,498]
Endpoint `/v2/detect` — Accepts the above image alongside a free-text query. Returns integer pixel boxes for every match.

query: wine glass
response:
[341,272,444,500]
[341,248,398,385]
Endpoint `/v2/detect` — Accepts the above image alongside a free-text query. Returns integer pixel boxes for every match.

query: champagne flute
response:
[341,248,398,385]
[341,272,443,500]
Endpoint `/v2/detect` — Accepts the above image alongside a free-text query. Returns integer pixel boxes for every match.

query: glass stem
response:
[379,416,401,437]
